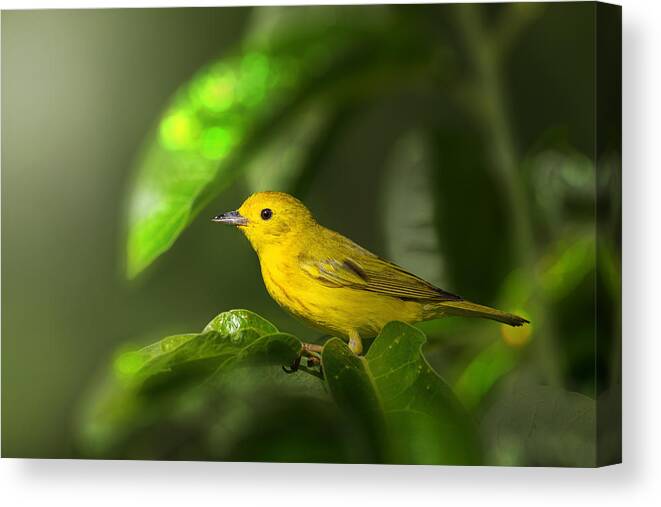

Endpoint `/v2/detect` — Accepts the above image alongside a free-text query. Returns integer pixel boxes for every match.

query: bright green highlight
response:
[159,112,200,150]
[191,65,237,113]
[113,350,145,379]
[200,127,236,160]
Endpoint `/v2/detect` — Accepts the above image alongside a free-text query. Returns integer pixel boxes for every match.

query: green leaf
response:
[382,130,447,287]
[124,40,326,278]
[367,322,482,464]
[113,333,198,380]
[323,322,482,465]
[126,11,365,277]
[480,371,596,467]
[203,308,278,335]
[134,330,302,392]
[80,310,304,456]
[123,310,299,390]
[113,310,285,388]
[321,339,388,463]
[211,367,360,464]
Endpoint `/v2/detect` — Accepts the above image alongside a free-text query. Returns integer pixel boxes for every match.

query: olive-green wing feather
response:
[299,252,461,302]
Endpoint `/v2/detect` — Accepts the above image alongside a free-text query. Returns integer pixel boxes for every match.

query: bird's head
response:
[212,191,316,251]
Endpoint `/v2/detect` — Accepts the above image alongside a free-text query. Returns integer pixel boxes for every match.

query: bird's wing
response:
[299,251,461,302]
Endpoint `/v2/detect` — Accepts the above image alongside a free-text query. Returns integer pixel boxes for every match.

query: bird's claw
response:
[282,355,301,374]
[282,342,323,377]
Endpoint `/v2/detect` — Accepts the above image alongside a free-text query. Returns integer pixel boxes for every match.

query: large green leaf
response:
[80,310,303,456]
[322,322,482,465]
[114,309,296,390]
[321,339,388,463]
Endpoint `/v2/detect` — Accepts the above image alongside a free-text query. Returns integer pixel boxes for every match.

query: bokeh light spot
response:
[200,127,236,160]
[194,67,236,113]
[160,111,200,150]
[113,351,144,379]
[241,51,270,84]
[238,52,271,106]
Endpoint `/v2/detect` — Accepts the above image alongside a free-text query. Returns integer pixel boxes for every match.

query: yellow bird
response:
[213,191,528,355]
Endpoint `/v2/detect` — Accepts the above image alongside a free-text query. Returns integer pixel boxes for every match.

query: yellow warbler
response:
[213,191,528,355]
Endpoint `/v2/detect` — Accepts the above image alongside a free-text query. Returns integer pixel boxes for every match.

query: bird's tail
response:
[431,300,529,327]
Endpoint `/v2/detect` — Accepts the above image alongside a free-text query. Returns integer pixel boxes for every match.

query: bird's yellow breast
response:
[258,244,422,339]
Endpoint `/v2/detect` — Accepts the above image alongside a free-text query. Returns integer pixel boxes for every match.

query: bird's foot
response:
[282,355,301,374]
[282,342,323,377]
[302,343,322,369]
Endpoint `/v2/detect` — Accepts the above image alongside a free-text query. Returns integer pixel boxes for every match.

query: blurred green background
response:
[1,3,620,465]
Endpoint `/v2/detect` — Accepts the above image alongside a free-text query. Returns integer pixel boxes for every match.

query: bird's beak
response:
[211,210,248,226]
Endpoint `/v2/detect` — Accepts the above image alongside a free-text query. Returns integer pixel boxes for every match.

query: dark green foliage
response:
[80,311,483,464]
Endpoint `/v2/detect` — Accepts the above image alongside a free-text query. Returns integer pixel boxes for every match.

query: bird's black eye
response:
[260,208,273,221]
